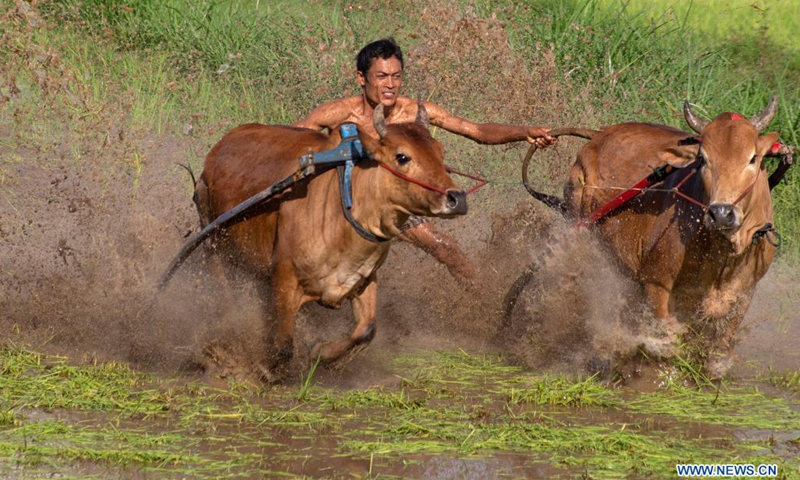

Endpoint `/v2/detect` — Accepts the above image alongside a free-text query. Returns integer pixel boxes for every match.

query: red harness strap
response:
[577,165,678,227]
[583,172,670,226]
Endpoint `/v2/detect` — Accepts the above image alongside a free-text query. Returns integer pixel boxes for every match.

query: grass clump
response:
[0,409,20,427]
[0,420,196,467]
[765,368,800,393]
[0,342,172,416]
[505,374,619,407]
[626,383,800,430]
[322,388,425,411]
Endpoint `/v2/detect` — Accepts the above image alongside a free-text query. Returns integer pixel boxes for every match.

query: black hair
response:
[356,38,404,74]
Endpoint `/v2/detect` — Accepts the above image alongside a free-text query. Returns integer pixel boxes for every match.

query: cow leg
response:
[262,261,305,381]
[310,275,378,365]
[704,303,750,380]
[704,326,739,381]
[641,283,685,358]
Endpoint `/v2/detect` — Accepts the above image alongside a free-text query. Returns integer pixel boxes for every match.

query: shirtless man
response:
[294,38,555,284]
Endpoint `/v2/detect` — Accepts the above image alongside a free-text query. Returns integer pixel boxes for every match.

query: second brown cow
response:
[525,98,783,379]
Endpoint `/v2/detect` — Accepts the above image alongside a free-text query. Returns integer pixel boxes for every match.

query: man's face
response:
[357,56,403,109]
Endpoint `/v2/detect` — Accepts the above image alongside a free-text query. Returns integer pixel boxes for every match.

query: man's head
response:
[356,38,404,109]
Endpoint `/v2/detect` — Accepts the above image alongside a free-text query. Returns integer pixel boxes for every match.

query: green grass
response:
[0,342,172,416]
[764,367,800,393]
[626,383,800,430]
[504,374,620,407]
[6,344,797,478]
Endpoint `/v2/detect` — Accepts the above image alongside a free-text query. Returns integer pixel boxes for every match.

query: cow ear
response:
[657,138,701,168]
[756,131,781,157]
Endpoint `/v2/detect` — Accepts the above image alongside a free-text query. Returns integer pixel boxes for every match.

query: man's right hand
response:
[526,127,557,148]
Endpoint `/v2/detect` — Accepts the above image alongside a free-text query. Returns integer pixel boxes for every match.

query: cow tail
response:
[522,127,597,214]
[193,172,211,229]
[176,162,197,186]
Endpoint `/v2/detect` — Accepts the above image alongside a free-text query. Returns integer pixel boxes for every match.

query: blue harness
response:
[299,123,389,243]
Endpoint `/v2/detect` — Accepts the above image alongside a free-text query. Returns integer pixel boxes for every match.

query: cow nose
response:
[445,189,468,215]
[706,203,737,230]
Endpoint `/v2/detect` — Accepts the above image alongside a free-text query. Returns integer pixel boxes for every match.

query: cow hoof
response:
[310,341,369,369]
[658,316,688,338]
[640,316,686,359]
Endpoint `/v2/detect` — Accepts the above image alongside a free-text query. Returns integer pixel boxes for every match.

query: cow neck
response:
[337,160,392,243]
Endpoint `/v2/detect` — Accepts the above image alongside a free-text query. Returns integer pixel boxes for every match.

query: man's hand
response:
[526,127,557,148]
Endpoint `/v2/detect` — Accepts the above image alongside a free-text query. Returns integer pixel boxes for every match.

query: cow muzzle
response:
[705,203,740,231]
[440,189,468,217]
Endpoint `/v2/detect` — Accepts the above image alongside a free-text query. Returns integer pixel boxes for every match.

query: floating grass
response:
[1,343,798,478]
[626,383,800,430]
[504,374,620,407]
[0,420,197,468]
[0,342,172,416]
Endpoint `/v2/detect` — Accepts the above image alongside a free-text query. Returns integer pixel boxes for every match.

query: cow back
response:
[196,124,341,274]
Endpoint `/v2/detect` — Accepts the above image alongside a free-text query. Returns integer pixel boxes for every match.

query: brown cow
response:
[535,99,782,379]
[193,105,467,381]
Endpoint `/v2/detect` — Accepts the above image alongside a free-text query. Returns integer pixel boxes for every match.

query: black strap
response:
[336,164,390,243]
[752,223,782,247]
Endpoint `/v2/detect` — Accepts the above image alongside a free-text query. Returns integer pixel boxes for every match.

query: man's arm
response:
[423,102,555,147]
[293,98,353,131]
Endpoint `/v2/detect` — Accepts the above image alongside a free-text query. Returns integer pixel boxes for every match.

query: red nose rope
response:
[581,160,763,228]
[378,162,488,195]
[669,163,762,210]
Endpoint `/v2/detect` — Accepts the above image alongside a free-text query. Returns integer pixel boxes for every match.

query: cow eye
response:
[396,153,411,166]
[749,155,757,165]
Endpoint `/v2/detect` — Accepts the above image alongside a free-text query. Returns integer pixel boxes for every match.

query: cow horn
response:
[683,100,708,134]
[749,96,778,133]
[373,103,388,139]
[415,102,430,129]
